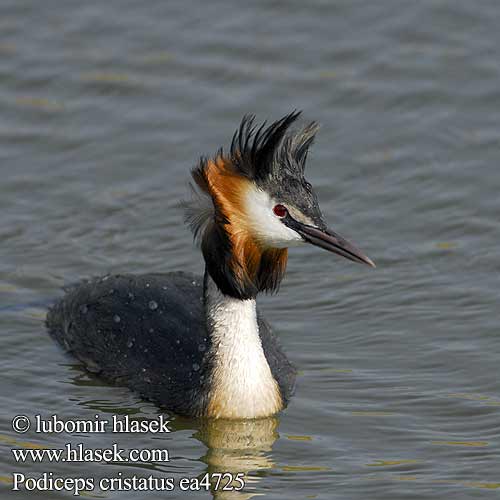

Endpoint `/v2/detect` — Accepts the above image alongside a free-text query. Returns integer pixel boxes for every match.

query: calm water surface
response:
[1,1,499,498]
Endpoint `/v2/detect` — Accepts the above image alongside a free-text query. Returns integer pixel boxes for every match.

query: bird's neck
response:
[203,270,282,419]
[199,209,288,300]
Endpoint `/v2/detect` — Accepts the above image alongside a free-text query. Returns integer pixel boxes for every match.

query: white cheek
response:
[244,186,304,248]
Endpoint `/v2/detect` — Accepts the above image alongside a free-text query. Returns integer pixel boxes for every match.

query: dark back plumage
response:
[46,272,296,414]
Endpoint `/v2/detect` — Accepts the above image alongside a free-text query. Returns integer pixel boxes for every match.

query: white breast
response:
[204,276,282,419]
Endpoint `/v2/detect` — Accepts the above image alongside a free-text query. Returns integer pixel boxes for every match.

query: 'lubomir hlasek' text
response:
[35,414,171,433]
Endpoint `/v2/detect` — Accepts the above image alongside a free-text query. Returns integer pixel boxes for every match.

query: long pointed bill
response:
[296,224,375,267]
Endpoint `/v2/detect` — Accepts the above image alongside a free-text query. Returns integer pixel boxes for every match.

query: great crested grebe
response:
[47,112,374,419]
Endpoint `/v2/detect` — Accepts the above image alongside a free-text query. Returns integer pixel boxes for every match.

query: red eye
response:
[273,204,288,218]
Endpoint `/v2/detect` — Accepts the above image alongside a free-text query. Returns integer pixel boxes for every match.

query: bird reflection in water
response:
[68,366,278,499]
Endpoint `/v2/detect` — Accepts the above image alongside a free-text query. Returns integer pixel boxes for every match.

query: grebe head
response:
[185,111,374,300]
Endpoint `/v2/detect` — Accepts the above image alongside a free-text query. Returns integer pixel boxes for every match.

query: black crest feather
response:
[230,111,319,183]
